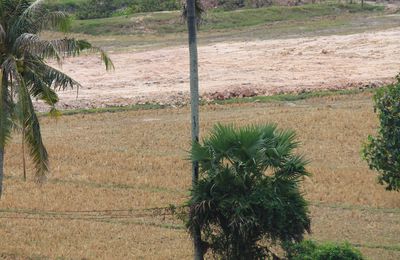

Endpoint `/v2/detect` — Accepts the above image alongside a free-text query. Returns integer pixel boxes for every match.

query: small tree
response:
[187,124,311,259]
[362,74,400,191]
[0,0,113,197]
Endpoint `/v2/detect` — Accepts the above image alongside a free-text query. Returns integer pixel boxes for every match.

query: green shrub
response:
[130,0,181,13]
[75,0,132,19]
[362,74,400,191]
[187,124,311,259]
[76,0,116,19]
[287,240,365,260]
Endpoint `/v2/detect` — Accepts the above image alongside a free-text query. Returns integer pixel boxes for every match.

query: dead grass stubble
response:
[0,93,399,259]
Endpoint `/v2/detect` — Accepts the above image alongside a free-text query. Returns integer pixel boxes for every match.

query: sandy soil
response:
[41,27,400,110]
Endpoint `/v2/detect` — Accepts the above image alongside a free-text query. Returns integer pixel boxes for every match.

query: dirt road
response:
[42,27,400,110]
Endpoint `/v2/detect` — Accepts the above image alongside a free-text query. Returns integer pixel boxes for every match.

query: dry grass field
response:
[0,92,399,259]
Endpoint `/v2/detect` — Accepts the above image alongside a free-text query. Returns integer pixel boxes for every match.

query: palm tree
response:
[0,0,113,197]
[188,124,311,259]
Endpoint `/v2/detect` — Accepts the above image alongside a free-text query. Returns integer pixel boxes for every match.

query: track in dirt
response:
[42,27,400,111]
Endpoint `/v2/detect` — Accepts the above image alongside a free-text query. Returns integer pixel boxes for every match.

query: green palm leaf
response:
[188,124,311,258]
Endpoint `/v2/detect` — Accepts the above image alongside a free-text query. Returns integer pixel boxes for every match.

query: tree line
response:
[47,0,325,20]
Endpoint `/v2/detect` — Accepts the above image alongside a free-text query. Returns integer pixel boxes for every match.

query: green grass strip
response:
[40,87,376,117]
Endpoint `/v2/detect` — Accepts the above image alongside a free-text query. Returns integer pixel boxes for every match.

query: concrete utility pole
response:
[186,0,203,259]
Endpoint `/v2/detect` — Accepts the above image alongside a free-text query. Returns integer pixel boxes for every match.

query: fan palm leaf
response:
[188,124,311,259]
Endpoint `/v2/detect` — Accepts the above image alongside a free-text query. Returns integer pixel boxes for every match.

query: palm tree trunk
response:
[186,0,203,259]
[22,128,26,181]
[0,148,4,198]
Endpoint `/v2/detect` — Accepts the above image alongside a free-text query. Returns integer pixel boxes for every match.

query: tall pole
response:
[0,149,3,198]
[0,70,4,198]
[186,0,203,259]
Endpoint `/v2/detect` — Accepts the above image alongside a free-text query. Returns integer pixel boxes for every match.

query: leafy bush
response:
[187,124,311,259]
[76,0,116,19]
[75,0,132,19]
[286,240,365,260]
[362,74,400,191]
[213,0,273,10]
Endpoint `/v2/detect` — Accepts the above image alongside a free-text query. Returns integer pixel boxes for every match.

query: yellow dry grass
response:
[0,92,399,259]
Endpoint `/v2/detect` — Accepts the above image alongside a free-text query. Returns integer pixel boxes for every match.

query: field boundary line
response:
[310,202,400,214]
[36,88,377,117]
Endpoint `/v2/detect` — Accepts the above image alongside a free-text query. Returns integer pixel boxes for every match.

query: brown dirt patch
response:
[39,27,400,111]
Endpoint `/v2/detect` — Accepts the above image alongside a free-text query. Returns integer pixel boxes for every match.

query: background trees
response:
[187,124,311,259]
[76,0,118,19]
[0,0,113,197]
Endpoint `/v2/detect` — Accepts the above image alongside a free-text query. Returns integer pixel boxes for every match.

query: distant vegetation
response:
[68,3,383,35]
[47,0,375,20]
[47,0,182,19]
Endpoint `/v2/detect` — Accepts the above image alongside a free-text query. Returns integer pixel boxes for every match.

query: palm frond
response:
[81,44,115,71]
[15,74,48,180]
[38,11,71,32]
[24,68,59,106]
[20,0,46,20]
[14,33,62,62]
[0,24,5,44]
[0,69,13,148]
[24,57,81,90]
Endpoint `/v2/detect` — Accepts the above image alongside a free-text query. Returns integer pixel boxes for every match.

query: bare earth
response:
[43,27,400,110]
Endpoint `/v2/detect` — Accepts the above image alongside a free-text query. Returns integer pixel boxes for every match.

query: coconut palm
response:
[188,124,311,259]
[0,0,113,197]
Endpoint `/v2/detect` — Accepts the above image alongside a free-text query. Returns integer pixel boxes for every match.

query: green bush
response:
[130,0,181,13]
[187,124,311,259]
[362,74,400,191]
[76,0,116,19]
[75,0,132,19]
[213,0,274,10]
[287,240,365,260]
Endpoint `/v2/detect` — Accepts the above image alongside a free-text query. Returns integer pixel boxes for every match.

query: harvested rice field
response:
[0,92,399,259]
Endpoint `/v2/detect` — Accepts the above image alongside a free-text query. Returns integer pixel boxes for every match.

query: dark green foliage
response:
[362,74,400,191]
[187,124,311,259]
[130,0,181,13]
[286,240,365,260]
[214,0,281,10]
[216,0,246,10]
[76,0,114,19]
[74,0,180,19]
